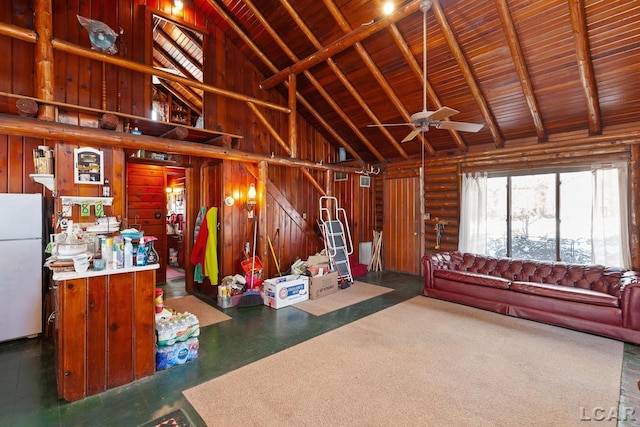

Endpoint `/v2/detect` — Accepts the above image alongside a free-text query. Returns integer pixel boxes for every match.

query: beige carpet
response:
[184,296,623,426]
[293,280,393,316]
[163,295,231,327]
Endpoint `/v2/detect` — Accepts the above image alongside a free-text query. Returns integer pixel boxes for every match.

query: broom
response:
[237,213,264,307]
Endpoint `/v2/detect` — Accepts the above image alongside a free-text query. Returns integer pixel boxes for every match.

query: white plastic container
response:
[124,237,133,268]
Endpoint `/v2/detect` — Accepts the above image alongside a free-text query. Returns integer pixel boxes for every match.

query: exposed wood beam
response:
[494,0,547,142]
[0,114,364,173]
[274,0,389,161]
[155,78,202,115]
[0,21,36,43]
[34,0,55,121]
[50,38,290,114]
[247,102,292,155]
[205,0,362,161]
[301,168,327,196]
[260,0,424,90]
[152,40,200,83]
[155,25,202,73]
[388,23,467,152]
[320,0,434,156]
[431,0,504,148]
[568,0,602,135]
[301,0,410,159]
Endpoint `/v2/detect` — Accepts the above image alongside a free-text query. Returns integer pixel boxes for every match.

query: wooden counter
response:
[53,264,159,402]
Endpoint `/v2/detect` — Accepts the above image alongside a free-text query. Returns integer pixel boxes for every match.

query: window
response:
[461,164,630,268]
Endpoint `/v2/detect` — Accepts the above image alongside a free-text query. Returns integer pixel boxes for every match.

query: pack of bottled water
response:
[155,311,200,370]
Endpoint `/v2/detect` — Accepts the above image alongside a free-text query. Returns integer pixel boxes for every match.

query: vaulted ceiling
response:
[169,0,640,163]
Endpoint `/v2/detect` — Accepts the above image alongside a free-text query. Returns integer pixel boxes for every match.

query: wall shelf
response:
[29,173,55,191]
[60,196,113,206]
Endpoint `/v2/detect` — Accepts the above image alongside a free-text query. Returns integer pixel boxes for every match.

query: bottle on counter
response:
[113,236,124,269]
[124,237,133,268]
[136,237,147,266]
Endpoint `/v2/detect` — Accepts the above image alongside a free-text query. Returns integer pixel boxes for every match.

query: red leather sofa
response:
[422,251,640,344]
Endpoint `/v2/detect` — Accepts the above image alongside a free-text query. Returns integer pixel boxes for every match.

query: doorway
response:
[383,175,423,274]
[166,167,186,290]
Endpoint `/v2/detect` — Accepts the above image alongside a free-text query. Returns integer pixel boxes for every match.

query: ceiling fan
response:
[369,0,483,142]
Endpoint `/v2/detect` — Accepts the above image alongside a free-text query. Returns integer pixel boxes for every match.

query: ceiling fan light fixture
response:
[383,1,395,15]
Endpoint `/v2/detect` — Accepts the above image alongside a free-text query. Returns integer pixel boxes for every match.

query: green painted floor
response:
[0,271,638,426]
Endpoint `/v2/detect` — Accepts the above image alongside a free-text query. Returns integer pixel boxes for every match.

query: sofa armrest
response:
[620,271,640,329]
[422,252,451,289]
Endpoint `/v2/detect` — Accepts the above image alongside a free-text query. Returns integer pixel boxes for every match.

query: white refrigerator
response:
[0,193,43,342]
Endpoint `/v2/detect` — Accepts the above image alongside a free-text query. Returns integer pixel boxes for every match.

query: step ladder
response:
[318,196,353,286]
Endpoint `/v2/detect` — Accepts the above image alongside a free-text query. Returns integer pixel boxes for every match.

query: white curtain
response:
[458,172,487,254]
[592,163,630,268]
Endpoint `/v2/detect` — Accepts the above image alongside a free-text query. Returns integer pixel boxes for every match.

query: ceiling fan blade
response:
[436,121,484,133]
[367,123,412,128]
[429,106,459,121]
[401,128,422,143]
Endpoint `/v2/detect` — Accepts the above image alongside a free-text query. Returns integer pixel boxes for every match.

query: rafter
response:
[154,25,202,78]
[494,0,547,142]
[431,0,503,148]
[568,0,602,135]
[260,0,424,90]
[244,0,384,161]
[321,0,429,157]
[205,0,363,161]
[274,0,405,160]
[388,23,467,152]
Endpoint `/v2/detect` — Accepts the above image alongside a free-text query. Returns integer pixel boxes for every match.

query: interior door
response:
[126,162,167,283]
[383,175,422,274]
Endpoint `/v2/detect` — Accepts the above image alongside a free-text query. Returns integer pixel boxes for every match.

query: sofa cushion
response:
[434,269,511,289]
[510,281,619,308]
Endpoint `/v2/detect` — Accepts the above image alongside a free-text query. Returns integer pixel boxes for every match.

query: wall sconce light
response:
[174,0,184,12]
[245,182,257,218]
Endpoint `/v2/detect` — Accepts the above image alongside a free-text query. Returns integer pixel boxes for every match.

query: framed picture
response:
[360,175,371,188]
[74,147,104,185]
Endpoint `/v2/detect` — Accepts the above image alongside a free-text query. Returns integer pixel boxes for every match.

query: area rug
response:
[166,267,185,280]
[292,281,393,316]
[184,296,623,426]
[163,295,231,327]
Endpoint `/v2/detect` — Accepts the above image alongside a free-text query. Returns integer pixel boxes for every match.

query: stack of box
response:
[155,312,200,371]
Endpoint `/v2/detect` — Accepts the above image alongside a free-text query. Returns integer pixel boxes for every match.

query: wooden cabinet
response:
[55,267,156,402]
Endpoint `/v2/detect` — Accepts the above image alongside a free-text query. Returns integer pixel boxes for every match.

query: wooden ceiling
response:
[182,0,640,163]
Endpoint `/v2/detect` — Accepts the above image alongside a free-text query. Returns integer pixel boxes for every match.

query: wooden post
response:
[34,0,55,121]
[288,73,297,158]
[258,161,269,278]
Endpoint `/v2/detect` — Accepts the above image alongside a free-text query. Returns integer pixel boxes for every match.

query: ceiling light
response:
[174,0,184,11]
[383,1,394,15]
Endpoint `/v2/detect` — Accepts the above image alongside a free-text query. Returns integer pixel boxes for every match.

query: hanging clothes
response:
[190,207,208,283]
[204,207,219,285]
[190,207,219,284]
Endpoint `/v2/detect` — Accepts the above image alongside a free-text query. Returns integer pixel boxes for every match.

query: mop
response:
[237,214,264,307]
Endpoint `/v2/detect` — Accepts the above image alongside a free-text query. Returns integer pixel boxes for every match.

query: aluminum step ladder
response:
[319,196,353,285]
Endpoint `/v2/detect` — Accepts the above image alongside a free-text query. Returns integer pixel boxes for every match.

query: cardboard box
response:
[307,254,330,267]
[263,274,309,309]
[309,272,339,300]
